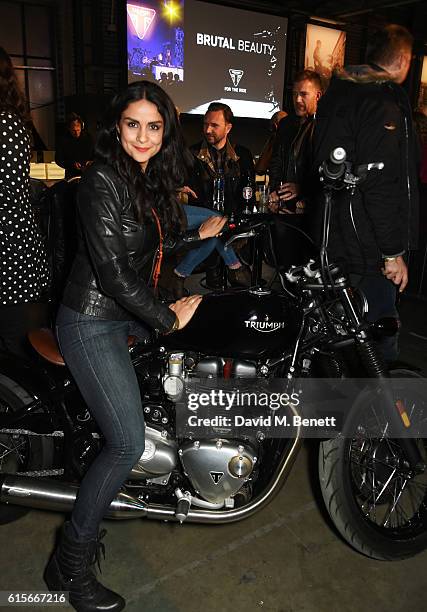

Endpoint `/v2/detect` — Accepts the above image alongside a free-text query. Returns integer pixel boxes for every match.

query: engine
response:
[128,350,262,507]
[179,438,257,504]
[162,353,258,402]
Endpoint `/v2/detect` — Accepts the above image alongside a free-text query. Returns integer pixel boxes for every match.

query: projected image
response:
[183,0,287,119]
[305,24,346,82]
[126,0,288,119]
[127,1,184,87]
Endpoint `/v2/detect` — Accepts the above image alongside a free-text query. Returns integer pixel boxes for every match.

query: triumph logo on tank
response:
[209,471,224,485]
[244,320,286,332]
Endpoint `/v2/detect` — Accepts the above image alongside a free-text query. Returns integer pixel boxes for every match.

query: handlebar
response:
[219,213,273,249]
[319,147,384,190]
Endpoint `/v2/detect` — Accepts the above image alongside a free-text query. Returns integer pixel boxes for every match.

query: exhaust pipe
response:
[0,434,302,524]
[0,475,147,519]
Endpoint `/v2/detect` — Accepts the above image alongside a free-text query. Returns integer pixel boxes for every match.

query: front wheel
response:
[319,370,427,560]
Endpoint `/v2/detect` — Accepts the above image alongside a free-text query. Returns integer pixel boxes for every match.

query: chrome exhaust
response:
[0,475,147,519]
[0,433,302,523]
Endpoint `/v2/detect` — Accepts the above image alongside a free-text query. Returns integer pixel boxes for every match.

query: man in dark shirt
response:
[269,70,322,212]
[187,102,255,215]
[265,71,322,272]
[55,113,94,180]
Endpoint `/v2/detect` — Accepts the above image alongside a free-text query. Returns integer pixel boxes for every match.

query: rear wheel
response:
[319,370,427,560]
[0,376,54,524]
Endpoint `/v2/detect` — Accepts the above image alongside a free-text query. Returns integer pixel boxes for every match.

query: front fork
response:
[339,286,423,471]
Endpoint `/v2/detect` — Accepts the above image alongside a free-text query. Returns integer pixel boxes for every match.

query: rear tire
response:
[319,370,427,560]
[0,376,54,524]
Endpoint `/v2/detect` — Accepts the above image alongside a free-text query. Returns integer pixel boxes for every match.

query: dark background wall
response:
[1,0,426,155]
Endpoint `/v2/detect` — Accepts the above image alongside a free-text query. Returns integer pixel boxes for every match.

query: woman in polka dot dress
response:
[0,46,50,358]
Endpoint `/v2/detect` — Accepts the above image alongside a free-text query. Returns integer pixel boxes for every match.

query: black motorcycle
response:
[1,152,426,561]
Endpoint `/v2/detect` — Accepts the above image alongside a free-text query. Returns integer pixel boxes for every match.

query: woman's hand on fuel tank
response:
[198,215,227,239]
[169,295,203,329]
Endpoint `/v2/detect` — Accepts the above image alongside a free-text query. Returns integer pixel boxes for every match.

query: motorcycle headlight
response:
[351,287,369,318]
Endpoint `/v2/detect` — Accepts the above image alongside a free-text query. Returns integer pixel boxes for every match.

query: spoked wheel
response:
[319,370,427,560]
[0,377,54,524]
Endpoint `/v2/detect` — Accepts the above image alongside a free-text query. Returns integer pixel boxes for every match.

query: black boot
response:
[170,272,186,300]
[45,522,125,612]
[227,264,252,287]
[158,264,188,300]
[205,262,225,291]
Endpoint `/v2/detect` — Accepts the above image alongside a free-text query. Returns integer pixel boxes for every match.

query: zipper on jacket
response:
[404,115,411,252]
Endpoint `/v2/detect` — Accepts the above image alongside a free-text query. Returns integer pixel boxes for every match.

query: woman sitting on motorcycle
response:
[46,80,226,611]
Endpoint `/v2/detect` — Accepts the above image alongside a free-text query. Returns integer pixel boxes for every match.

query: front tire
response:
[319,370,427,560]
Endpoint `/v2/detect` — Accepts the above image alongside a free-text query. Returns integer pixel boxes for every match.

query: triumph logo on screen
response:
[127,4,156,40]
[229,68,244,87]
[224,68,247,94]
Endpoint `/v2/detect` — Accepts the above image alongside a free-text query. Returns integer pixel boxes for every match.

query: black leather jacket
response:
[187,139,255,214]
[62,163,199,333]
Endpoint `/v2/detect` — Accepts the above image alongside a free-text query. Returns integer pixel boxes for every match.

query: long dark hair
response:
[0,46,27,119]
[96,80,190,234]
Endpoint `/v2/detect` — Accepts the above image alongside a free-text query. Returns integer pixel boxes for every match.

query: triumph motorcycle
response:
[1,150,427,561]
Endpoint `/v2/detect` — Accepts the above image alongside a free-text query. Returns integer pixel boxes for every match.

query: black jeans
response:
[56,305,150,540]
[350,273,399,362]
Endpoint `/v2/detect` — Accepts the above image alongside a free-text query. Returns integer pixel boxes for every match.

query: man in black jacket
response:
[265,71,322,273]
[187,102,255,215]
[311,24,419,361]
[184,102,254,289]
[55,113,94,180]
[269,70,322,212]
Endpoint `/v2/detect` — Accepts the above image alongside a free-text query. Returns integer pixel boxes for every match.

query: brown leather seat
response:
[28,329,136,367]
[28,328,65,366]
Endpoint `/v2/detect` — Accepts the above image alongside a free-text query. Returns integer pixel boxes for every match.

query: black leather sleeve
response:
[77,168,176,333]
[163,228,202,255]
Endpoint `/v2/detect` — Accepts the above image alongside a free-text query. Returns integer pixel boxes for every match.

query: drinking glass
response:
[256,184,269,213]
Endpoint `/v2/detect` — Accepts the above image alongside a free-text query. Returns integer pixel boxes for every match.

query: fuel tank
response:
[164,287,302,358]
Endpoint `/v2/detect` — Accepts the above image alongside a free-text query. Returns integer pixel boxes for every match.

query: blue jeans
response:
[56,305,150,540]
[351,274,399,362]
[175,205,239,277]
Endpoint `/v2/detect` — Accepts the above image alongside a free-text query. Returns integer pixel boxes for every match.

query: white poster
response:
[305,24,346,81]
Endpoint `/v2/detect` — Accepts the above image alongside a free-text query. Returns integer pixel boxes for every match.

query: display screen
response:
[127,0,288,119]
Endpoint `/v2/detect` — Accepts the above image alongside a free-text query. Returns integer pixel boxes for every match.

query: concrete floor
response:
[1,276,426,612]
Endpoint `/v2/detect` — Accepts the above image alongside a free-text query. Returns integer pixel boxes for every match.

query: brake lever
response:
[221,215,272,249]
[224,230,256,249]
